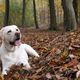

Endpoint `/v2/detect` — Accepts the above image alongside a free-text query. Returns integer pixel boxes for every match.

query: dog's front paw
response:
[2,71,7,75]
[22,65,31,71]
[35,54,40,58]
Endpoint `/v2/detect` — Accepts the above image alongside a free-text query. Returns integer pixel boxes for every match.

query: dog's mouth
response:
[9,39,21,46]
[9,33,21,46]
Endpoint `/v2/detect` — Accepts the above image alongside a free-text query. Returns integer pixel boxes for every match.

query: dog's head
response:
[0,25,21,46]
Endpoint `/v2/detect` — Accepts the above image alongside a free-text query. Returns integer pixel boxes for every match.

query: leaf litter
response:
[2,28,80,80]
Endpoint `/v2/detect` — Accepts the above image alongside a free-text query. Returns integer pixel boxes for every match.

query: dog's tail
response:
[24,44,39,57]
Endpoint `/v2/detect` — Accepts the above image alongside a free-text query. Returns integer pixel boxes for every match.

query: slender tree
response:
[22,0,26,26]
[4,0,9,26]
[33,0,39,29]
[73,0,78,23]
[48,0,57,30]
[62,0,77,31]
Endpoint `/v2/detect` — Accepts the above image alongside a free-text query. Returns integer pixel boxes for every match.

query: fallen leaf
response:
[46,73,52,79]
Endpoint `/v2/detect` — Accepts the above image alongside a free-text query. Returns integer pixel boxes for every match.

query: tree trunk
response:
[33,0,39,29]
[62,0,77,31]
[4,0,9,26]
[22,0,26,27]
[48,0,57,30]
[73,0,78,23]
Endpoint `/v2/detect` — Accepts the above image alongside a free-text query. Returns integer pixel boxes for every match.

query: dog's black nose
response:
[15,33,20,40]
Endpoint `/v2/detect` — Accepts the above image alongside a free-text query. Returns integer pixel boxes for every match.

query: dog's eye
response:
[16,29,18,31]
[7,30,12,33]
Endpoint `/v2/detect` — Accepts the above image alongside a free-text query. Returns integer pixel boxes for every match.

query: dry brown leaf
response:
[63,59,79,68]
[60,48,68,61]
[49,60,58,67]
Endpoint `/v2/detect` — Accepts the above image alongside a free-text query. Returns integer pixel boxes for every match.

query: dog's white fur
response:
[0,25,39,75]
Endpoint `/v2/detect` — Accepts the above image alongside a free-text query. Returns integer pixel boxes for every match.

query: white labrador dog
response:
[0,25,39,75]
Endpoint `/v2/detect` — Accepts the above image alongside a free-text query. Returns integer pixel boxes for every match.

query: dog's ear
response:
[0,27,5,39]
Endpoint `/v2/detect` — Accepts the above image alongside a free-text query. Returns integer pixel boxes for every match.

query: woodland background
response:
[0,0,80,80]
[0,0,80,31]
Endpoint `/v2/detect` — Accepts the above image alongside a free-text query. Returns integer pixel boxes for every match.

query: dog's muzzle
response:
[15,33,20,40]
[9,33,21,46]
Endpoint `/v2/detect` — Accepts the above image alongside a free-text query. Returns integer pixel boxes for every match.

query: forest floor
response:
[3,28,80,80]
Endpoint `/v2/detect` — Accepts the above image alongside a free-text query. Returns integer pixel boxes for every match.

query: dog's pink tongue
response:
[15,40,21,46]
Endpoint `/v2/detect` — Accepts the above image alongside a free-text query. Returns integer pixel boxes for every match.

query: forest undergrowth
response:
[3,28,80,80]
